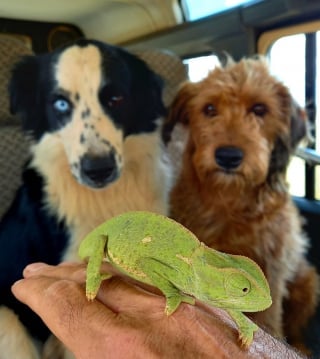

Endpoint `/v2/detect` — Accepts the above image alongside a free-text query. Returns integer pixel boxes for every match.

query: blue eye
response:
[53,98,71,114]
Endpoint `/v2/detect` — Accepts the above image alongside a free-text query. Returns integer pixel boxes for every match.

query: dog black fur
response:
[0,39,169,356]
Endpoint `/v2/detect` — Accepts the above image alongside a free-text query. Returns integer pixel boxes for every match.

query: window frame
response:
[258,21,320,200]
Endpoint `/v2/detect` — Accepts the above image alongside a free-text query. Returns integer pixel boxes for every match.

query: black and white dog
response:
[0,39,171,358]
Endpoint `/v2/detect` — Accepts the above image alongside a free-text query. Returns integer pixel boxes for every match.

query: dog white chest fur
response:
[32,131,171,261]
[1,40,171,359]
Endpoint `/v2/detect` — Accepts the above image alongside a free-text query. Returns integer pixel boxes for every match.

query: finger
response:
[23,262,87,284]
[12,275,116,351]
[95,277,165,317]
[23,262,121,283]
[22,262,166,317]
[19,262,165,317]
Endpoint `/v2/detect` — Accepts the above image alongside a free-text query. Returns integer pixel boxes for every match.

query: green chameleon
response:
[78,211,272,348]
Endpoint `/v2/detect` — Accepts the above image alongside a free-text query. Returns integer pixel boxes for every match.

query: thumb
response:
[12,276,115,350]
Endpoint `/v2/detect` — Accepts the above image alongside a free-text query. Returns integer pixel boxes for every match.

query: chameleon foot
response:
[86,272,113,300]
[165,294,196,315]
[227,309,259,348]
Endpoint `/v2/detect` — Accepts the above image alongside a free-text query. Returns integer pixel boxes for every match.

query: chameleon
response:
[78,211,272,348]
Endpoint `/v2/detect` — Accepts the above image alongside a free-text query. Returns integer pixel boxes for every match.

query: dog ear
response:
[162,82,195,144]
[9,55,45,140]
[271,76,306,152]
[116,48,166,128]
[267,83,292,180]
[290,98,307,149]
[267,87,306,184]
[131,57,167,121]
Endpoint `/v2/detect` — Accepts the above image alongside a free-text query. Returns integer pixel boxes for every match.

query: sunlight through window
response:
[183,55,220,82]
[182,0,256,21]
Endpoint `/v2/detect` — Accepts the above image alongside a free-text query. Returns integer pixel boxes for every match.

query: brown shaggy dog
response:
[163,57,319,352]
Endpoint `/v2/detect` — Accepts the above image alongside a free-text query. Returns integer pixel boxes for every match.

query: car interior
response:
[0,0,319,357]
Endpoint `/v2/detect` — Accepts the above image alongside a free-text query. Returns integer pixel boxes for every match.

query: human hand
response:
[12,262,305,359]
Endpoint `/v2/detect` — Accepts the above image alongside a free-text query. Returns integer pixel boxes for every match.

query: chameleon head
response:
[195,254,272,312]
[221,269,272,311]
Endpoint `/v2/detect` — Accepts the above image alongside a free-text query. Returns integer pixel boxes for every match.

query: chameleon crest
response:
[79,211,272,348]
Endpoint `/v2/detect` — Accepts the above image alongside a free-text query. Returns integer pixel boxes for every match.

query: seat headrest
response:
[135,49,188,107]
[0,36,33,122]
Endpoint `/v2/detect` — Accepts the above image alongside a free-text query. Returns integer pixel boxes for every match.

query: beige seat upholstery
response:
[0,36,33,219]
[136,49,189,180]
[0,39,188,219]
[136,49,188,107]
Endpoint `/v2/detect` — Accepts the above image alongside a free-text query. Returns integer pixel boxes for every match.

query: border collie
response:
[0,39,171,358]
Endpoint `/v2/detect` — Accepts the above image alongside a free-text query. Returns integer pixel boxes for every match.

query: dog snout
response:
[215,146,244,171]
[80,154,120,188]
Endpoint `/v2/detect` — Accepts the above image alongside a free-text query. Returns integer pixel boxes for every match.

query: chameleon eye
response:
[225,273,251,297]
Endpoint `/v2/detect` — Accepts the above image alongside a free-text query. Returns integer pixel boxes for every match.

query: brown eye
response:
[100,84,124,109]
[108,95,124,108]
[203,104,217,117]
[251,103,268,117]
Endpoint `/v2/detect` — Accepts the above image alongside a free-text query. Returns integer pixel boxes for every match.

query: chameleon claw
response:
[239,333,253,349]
[238,321,258,349]
[86,291,98,301]
[85,273,113,301]
[164,294,196,315]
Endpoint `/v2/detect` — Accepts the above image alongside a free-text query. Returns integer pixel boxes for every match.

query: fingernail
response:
[12,279,23,288]
[24,262,48,273]
[11,279,24,294]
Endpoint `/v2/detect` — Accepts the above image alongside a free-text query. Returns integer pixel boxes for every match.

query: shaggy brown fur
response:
[164,57,319,352]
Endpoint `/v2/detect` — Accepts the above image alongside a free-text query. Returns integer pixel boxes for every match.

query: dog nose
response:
[215,146,244,170]
[80,154,119,188]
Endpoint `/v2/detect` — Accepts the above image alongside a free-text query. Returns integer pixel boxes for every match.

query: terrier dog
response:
[163,57,319,352]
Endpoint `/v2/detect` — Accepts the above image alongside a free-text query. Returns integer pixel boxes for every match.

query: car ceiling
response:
[0,0,183,44]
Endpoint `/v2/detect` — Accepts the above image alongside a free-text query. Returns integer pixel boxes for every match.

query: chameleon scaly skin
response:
[79,211,272,347]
